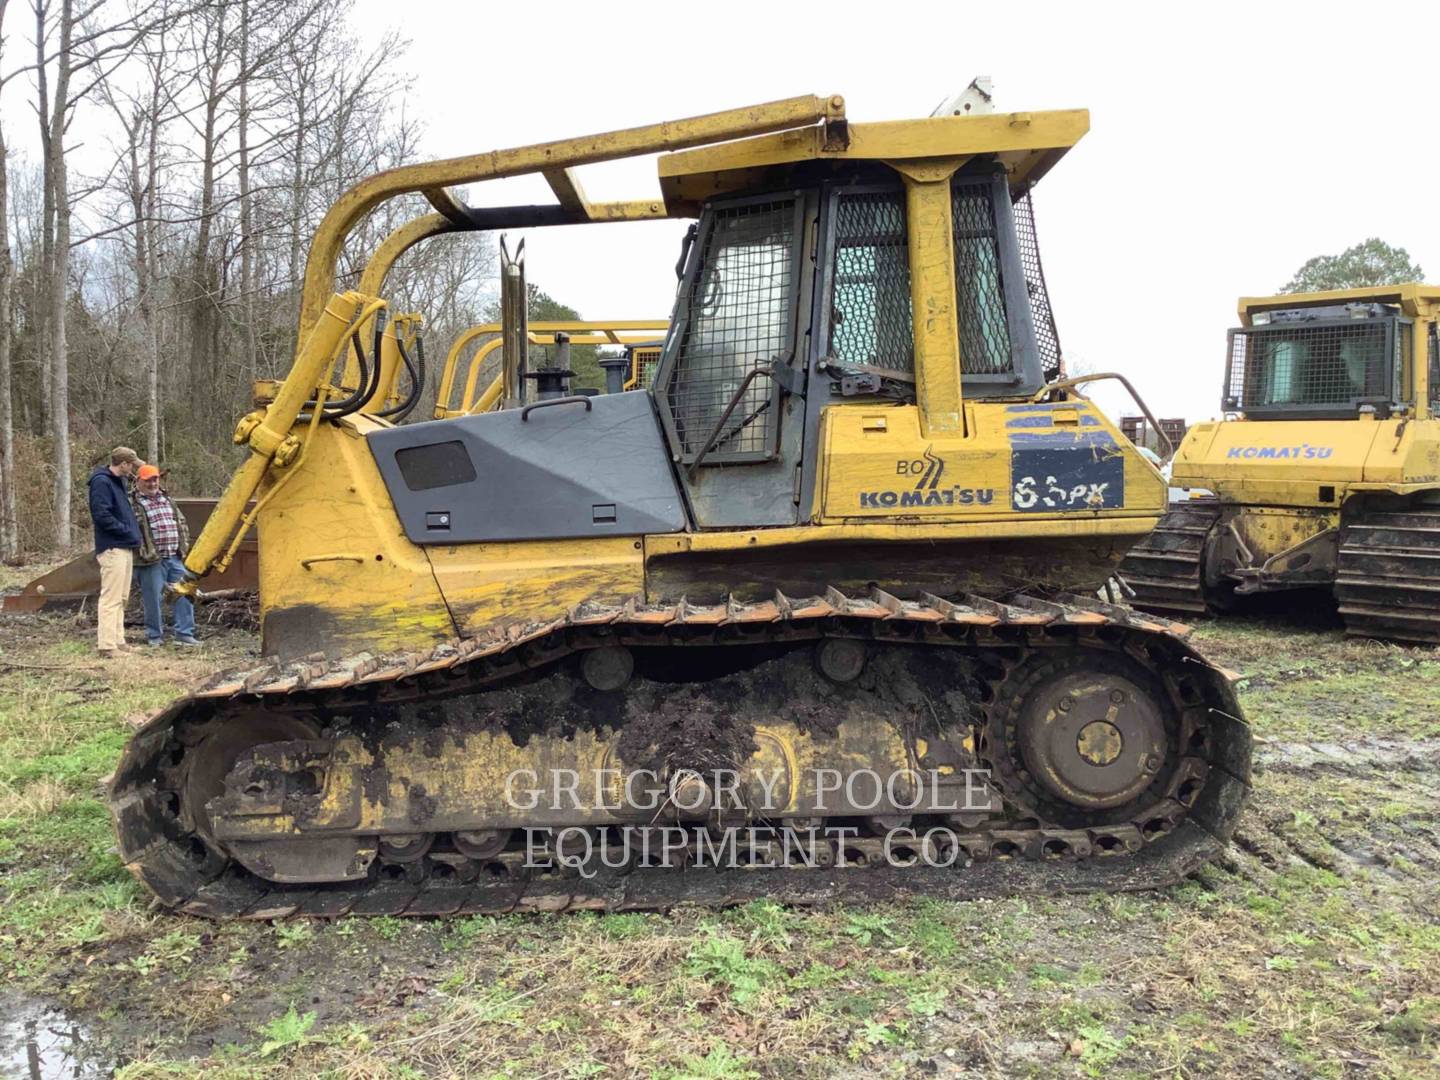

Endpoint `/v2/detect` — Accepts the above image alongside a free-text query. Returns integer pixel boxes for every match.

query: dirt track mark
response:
[1255,736,1440,772]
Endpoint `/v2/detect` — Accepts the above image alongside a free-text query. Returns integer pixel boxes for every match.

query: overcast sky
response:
[339,0,1438,422]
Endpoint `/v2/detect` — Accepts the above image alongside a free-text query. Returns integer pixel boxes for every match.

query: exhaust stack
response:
[500,237,528,407]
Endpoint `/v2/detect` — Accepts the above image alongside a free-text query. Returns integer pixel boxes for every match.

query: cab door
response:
[653,190,817,527]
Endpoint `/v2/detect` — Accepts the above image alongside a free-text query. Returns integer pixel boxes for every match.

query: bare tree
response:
[236,0,253,383]
[32,0,53,432]
[177,0,232,411]
[0,0,17,558]
[101,63,164,459]
[90,0,188,462]
[43,0,75,547]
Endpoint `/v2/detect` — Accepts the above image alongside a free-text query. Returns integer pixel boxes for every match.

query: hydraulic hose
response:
[323,313,387,418]
[376,332,425,422]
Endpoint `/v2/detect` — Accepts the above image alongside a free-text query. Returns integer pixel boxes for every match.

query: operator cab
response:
[1225,300,1413,420]
[648,145,1073,527]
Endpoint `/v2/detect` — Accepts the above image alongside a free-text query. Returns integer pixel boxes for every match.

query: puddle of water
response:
[0,995,112,1079]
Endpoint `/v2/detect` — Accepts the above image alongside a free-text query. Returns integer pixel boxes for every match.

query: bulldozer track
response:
[1117,500,1222,616]
[109,588,1251,920]
[1336,506,1440,644]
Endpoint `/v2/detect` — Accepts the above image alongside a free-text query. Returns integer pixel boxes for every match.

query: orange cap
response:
[137,464,161,480]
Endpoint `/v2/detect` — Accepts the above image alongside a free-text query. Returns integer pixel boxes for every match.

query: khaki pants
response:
[96,547,134,652]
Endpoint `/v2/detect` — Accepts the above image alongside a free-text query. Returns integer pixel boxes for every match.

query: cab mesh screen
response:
[951,179,1012,375]
[829,191,913,372]
[667,200,794,460]
[1430,326,1439,410]
[824,182,1064,385]
[1227,320,1395,410]
[1014,191,1063,381]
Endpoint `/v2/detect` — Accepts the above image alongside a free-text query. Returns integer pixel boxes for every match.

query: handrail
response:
[521,396,593,421]
[1031,371,1175,460]
[339,214,456,396]
[686,364,774,479]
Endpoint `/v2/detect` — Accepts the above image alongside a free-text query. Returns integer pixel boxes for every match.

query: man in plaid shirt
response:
[130,465,200,646]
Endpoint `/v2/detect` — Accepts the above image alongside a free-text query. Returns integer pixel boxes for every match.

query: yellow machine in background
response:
[433,320,670,417]
[108,94,1249,919]
[1120,284,1440,642]
[622,342,665,390]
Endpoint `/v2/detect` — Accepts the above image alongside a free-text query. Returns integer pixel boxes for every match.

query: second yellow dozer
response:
[1120,285,1440,643]
[108,95,1250,919]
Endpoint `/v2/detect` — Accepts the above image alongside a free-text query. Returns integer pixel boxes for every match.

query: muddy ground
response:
[0,573,1436,1079]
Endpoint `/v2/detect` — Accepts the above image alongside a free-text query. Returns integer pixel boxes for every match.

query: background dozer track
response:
[1125,500,1440,643]
[110,590,1251,920]
[1116,501,1222,616]
[1336,506,1440,643]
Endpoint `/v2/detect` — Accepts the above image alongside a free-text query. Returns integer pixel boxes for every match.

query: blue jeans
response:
[135,556,195,642]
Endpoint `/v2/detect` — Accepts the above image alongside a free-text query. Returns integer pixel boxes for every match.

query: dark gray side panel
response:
[367,391,686,544]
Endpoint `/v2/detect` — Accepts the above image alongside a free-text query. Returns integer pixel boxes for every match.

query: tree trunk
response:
[0,1,14,558]
[287,36,307,322]
[48,0,74,548]
[127,119,160,463]
[137,28,167,464]
[186,3,225,415]
[145,38,166,462]
[239,0,256,385]
[34,0,52,427]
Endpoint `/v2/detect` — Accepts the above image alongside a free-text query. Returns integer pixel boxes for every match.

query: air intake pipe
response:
[524,332,575,400]
[599,354,630,394]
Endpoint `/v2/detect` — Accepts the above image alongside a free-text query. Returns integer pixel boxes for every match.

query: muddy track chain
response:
[108,588,1252,919]
[1117,500,1222,617]
[1336,506,1440,644]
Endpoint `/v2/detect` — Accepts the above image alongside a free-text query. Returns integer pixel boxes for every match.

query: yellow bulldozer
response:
[1120,285,1440,643]
[108,95,1250,919]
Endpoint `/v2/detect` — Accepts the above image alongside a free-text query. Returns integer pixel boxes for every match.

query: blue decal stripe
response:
[1008,432,1118,449]
[1004,416,1106,429]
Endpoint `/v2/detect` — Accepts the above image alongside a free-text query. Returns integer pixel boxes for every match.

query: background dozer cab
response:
[1120,284,1440,643]
[107,95,1249,919]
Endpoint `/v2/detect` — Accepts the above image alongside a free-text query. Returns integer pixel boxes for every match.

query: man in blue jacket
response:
[88,446,143,657]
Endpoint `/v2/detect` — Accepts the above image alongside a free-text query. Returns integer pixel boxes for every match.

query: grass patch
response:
[685,934,782,1005]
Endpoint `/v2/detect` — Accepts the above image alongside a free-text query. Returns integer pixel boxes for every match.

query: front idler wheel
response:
[179,714,321,850]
